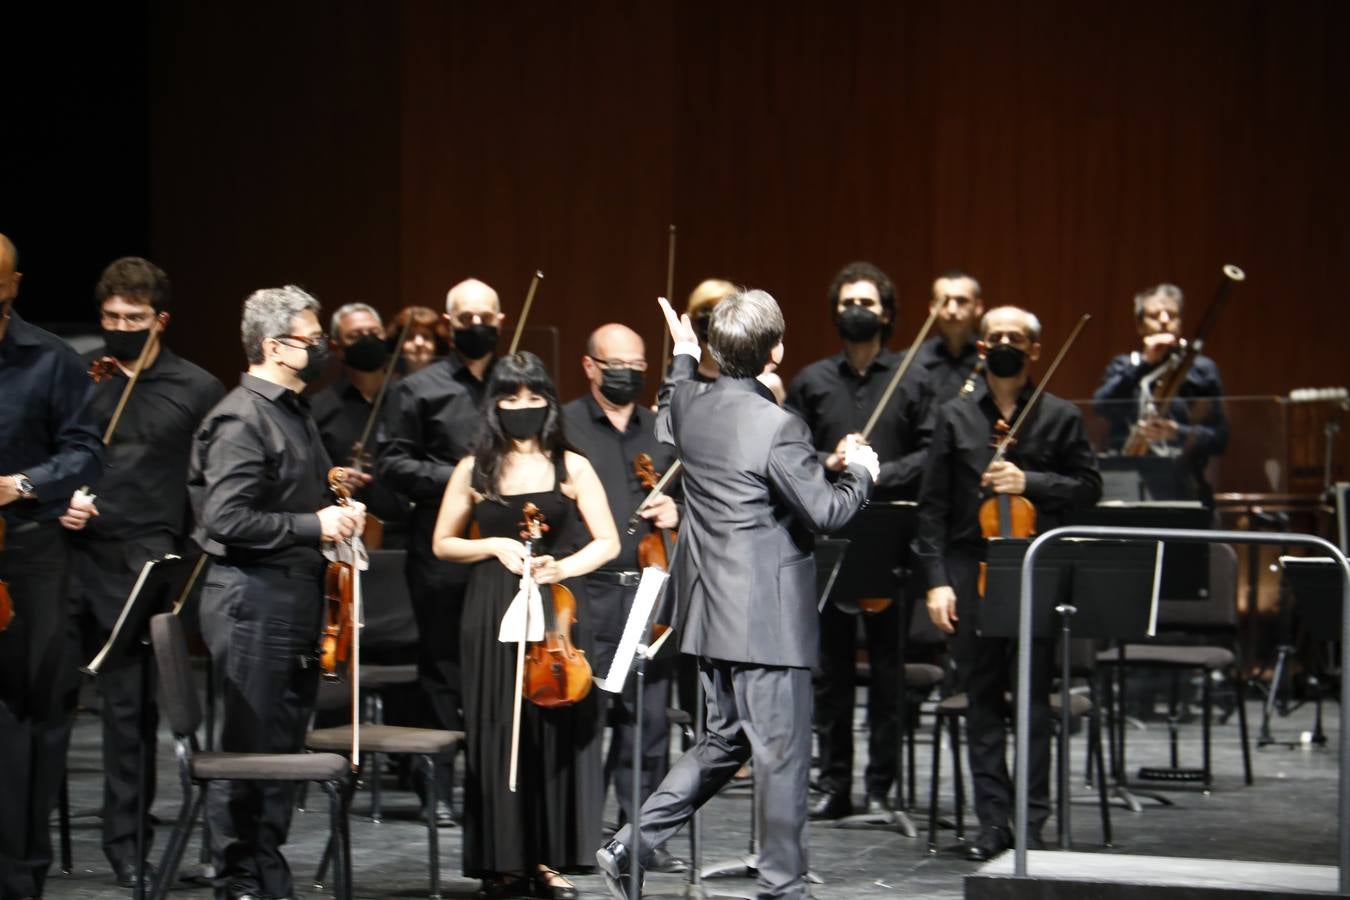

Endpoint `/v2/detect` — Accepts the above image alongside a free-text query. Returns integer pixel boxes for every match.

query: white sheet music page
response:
[596,567,670,694]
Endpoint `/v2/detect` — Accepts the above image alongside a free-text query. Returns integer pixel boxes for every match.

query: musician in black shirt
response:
[189,285,364,900]
[310,302,410,541]
[917,306,1101,861]
[56,257,224,886]
[0,233,104,900]
[916,270,986,403]
[785,261,932,820]
[562,323,685,870]
[376,277,504,821]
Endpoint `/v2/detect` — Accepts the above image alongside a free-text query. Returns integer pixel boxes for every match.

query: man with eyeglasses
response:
[377,278,506,824]
[917,270,987,403]
[0,233,104,900]
[54,257,223,888]
[561,323,687,872]
[785,261,933,822]
[189,285,364,900]
[917,305,1101,862]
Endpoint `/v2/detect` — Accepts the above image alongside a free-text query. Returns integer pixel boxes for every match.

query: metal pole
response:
[1010,525,1350,888]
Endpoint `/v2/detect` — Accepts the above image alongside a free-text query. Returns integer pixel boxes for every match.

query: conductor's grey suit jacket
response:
[658,353,873,668]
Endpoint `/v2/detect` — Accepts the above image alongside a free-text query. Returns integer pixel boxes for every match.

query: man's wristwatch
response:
[12,474,36,500]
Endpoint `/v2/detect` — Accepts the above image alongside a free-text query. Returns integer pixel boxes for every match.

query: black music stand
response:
[83,554,198,900]
[1276,557,1343,746]
[981,537,1160,847]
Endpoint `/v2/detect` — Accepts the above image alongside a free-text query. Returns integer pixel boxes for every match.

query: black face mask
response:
[281,341,330,384]
[598,367,645,406]
[984,343,1027,378]
[453,323,498,360]
[343,333,389,372]
[499,406,549,441]
[102,327,152,361]
[836,305,883,343]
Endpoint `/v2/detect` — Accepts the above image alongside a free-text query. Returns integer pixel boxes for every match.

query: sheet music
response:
[596,567,670,694]
[84,554,181,675]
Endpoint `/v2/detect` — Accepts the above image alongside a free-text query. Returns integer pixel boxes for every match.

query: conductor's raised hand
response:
[657,296,698,346]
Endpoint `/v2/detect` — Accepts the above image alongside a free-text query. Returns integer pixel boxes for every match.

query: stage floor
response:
[45,683,1340,899]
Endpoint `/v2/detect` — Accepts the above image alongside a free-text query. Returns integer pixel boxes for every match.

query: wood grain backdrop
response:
[143,0,1347,411]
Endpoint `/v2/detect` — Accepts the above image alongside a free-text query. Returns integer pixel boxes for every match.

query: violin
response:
[633,453,676,571]
[319,467,358,680]
[0,518,13,633]
[520,502,592,708]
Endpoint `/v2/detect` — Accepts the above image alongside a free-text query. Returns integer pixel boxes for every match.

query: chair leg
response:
[1055,717,1067,850]
[321,780,351,900]
[153,783,203,900]
[1091,712,1112,847]
[369,694,384,823]
[58,769,72,874]
[1237,673,1254,785]
[926,710,944,854]
[949,714,965,842]
[1201,670,1213,792]
[906,704,918,811]
[422,755,442,899]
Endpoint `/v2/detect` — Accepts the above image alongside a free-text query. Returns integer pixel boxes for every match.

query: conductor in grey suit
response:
[597,291,879,900]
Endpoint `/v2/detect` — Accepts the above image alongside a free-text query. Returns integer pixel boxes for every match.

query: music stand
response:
[83,554,198,900]
[981,537,1161,846]
[1277,557,1343,746]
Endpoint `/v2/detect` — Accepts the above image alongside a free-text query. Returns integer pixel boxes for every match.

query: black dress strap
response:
[552,451,569,495]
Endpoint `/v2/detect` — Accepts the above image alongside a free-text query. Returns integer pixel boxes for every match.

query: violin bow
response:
[102,313,168,446]
[859,301,943,441]
[661,224,676,376]
[989,313,1092,467]
[351,312,416,467]
[507,270,545,356]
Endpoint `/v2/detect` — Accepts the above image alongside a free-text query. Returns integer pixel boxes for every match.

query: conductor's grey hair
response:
[708,289,785,379]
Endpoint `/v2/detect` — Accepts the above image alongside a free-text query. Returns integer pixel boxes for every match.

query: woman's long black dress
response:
[460,461,604,879]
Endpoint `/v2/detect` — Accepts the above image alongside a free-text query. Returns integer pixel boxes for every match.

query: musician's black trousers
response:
[201,563,322,900]
[63,532,173,870]
[948,556,1053,834]
[0,522,71,900]
[405,552,467,802]
[814,600,900,800]
[584,578,672,828]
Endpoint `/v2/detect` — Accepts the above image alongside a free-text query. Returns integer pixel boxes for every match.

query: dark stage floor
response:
[44,684,1341,899]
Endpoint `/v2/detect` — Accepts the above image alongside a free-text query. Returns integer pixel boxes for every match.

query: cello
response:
[976,314,1092,594]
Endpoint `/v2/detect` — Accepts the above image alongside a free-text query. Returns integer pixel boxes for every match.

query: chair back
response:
[150,612,202,737]
[361,549,419,653]
[1156,542,1239,632]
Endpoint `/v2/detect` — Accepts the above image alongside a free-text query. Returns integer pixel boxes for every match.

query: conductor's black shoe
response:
[964,826,1012,862]
[596,840,642,900]
[647,846,689,873]
[113,860,157,889]
[434,799,458,828]
[808,791,852,820]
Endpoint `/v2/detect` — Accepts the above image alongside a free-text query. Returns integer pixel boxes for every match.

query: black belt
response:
[589,569,642,587]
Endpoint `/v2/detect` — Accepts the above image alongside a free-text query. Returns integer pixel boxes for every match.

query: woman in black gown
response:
[432,353,618,898]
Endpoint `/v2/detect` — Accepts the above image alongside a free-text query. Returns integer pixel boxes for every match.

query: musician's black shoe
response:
[859,793,894,817]
[963,826,1011,862]
[113,859,157,889]
[647,846,689,873]
[531,866,579,899]
[434,799,458,828]
[808,791,852,820]
[596,840,642,900]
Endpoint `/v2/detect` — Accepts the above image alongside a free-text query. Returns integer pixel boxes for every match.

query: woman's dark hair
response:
[471,352,574,503]
[827,260,896,342]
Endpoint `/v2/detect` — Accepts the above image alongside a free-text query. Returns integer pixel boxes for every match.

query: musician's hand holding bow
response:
[59,490,99,531]
[638,493,679,529]
[318,505,363,541]
[981,460,1026,495]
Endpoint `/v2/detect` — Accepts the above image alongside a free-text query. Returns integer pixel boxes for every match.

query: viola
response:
[519,502,592,708]
[0,518,13,633]
[319,467,358,680]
